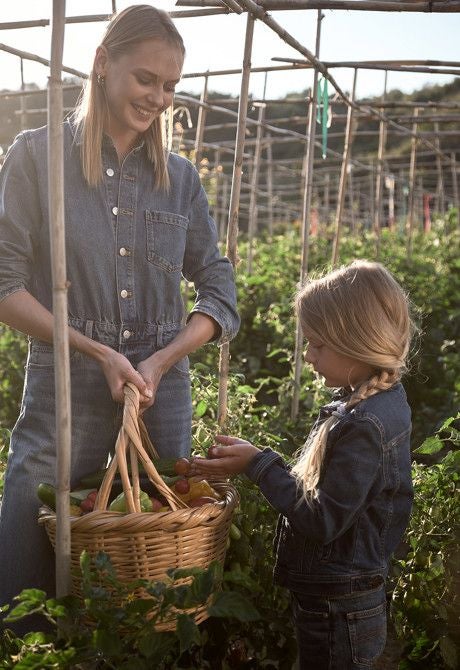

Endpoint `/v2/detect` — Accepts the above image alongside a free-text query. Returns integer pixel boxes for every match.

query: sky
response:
[0,1,459,101]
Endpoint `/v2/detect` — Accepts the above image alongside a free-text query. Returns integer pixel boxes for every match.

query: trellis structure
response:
[0,0,458,597]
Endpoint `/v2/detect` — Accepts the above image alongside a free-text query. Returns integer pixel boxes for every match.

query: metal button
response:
[112,206,118,216]
[119,247,128,256]
[122,329,131,340]
[120,289,129,298]
[106,168,114,177]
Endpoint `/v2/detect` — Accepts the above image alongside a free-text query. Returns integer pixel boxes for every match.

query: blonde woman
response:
[191,261,414,670]
[0,5,238,631]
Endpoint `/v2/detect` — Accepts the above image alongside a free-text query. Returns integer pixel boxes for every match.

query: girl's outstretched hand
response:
[190,435,260,477]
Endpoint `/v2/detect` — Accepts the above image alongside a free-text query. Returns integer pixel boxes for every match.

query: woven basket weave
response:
[40,383,239,630]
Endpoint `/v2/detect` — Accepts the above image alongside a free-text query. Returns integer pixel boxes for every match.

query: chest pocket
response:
[145,210,189,272]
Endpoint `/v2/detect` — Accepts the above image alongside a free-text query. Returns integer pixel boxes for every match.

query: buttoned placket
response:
[104,147,138,343]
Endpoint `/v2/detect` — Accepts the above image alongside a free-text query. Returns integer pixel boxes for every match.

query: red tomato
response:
[174,458,191,476]
[174,478,190,494]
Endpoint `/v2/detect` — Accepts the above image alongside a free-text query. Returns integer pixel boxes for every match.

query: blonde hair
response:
[74,4,185,190]
[291,260,415,500]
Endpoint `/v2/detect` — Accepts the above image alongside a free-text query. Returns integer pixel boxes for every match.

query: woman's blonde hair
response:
[74,4,185,190]
[291,260,416,500]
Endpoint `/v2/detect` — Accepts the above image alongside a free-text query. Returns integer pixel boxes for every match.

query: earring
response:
[97,73,105,87]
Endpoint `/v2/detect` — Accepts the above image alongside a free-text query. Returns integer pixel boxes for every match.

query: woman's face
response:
[95,38,183,152]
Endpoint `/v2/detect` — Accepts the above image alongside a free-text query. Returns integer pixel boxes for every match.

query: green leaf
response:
[415,436,444,455]
[176,613,201,654]
[208,591,260,622]
[195,400,207,417]
[93,627,123,656]
[137,630,175,659]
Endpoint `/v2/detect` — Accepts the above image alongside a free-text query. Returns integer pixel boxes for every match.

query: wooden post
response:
[387,173,395,230]
[451,152,459,226]
[49,0,71,599]
[331,68,358,267]
[374,72,387,258]
[406,108,420,257]
[219,177,229,242]
[214,147,222,234]
[323,171,330,224]
[368,160,375,230]
[19,58,28,130]
[218,13,255,427]
[348,168,356,233]
[247,102,265,273]
[194,73,209,168]
[434,121,445,215]
[266,133,274,237]
[291,9,322,420]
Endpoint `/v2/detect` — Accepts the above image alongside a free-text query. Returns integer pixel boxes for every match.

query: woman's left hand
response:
[136,353,167,411]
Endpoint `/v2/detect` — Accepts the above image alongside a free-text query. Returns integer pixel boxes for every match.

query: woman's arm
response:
[0,290,152,404]
[136,312,218,408]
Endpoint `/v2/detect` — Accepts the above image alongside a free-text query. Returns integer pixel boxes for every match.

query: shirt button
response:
[106,168,114,177]
[112,206,118,216]
[120,289,128,298]
[122,330,131,340]
[119,247,128,256]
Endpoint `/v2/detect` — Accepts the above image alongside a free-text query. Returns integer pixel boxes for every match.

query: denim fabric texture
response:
[245,384,412,666]
[0,120,239,631]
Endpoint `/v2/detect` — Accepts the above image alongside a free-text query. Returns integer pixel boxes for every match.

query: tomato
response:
[150,497,164,512]
[174,458,191,476]
[174,478,190,494]
[189,496,218,507]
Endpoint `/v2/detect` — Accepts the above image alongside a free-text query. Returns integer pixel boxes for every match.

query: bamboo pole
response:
[176,0,460,10]
[194,73,209,167]
[218,13,255,428]
[274,56,460,76]
[291,10,322,420]
[48,0,71,599]
[247,102,266,273]
[406,108,420,258]
[374,72,388,258]
[434,122,445,214]
[451,153,459,224]
[266,134,274,237]
[331,69,358,267]
[19,59,28,130]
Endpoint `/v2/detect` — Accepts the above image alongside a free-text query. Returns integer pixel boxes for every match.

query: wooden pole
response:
[247,102,266,273]
[348,168,356,233]
[374,72,387,258]
[324,172,330,223]
[194,73,209,168]
[218,13,255,428]
[266,133,274,237]
[49,0,71,599]
[331,68,358,267]
[291,10,322,420]
[406,108,420,258]
[176,0,460,11]
[434,122,445,214]
[19,58,28,130]
[451,152,459,226]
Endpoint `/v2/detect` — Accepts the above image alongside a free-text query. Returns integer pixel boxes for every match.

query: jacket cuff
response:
[245,448,285,484]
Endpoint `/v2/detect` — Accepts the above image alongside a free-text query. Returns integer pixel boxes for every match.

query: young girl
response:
[0,5,238,630]
[190,260,414,670]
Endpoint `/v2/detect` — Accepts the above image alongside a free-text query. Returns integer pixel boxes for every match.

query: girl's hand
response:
[190,435,260,477]
[99,348,153,405]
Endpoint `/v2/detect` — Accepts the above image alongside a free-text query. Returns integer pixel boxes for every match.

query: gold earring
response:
[97,73,105,87]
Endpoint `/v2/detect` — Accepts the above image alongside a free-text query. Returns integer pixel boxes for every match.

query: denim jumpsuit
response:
[245,384,413,669]
[0,120,239,621]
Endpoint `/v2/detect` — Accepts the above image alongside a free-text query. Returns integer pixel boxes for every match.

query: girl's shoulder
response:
[349,383,411,443]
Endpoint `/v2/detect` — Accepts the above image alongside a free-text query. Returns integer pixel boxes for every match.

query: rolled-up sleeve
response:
[183,167,239,346]
[0,133,40,303]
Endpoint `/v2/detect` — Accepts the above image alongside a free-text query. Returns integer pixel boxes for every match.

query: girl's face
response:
[95,38,183,152]
[303,336,374,389]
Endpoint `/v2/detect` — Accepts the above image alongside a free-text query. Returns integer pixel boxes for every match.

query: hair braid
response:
[346,369,400,411]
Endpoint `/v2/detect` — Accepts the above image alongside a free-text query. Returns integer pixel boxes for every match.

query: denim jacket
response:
[245,383,413,596]
[0,119,239,348]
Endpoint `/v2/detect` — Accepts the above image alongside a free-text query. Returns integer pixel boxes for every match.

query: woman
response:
[0,5,239,628]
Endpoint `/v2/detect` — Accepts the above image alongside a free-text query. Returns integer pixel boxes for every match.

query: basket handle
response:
[95,383,188,513]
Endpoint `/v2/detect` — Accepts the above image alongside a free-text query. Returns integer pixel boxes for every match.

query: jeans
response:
[0,335,192,635]
[291,585,387,669]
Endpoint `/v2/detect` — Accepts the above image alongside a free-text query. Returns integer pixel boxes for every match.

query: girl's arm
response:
[192,420,382,545]
[0,290,152,405]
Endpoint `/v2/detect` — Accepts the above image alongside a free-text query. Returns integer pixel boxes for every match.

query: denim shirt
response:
[0,119,239,348]
[245,383,413,595]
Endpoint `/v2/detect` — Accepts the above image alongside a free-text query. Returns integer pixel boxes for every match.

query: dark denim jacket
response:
[245,384,413,596]
[0,119,239,348]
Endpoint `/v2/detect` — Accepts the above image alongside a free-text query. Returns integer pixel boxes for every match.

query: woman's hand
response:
[98,347,153,405]
[136,352,168,411]
[190,435,260,477]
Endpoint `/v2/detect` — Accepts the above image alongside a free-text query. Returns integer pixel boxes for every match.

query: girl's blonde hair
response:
[74,4,185,190]
[291,260,415,500]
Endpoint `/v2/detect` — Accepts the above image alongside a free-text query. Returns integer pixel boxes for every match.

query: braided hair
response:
[291,261,415,501]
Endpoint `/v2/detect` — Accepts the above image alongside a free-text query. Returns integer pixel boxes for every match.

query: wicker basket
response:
[40,383,239,630]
